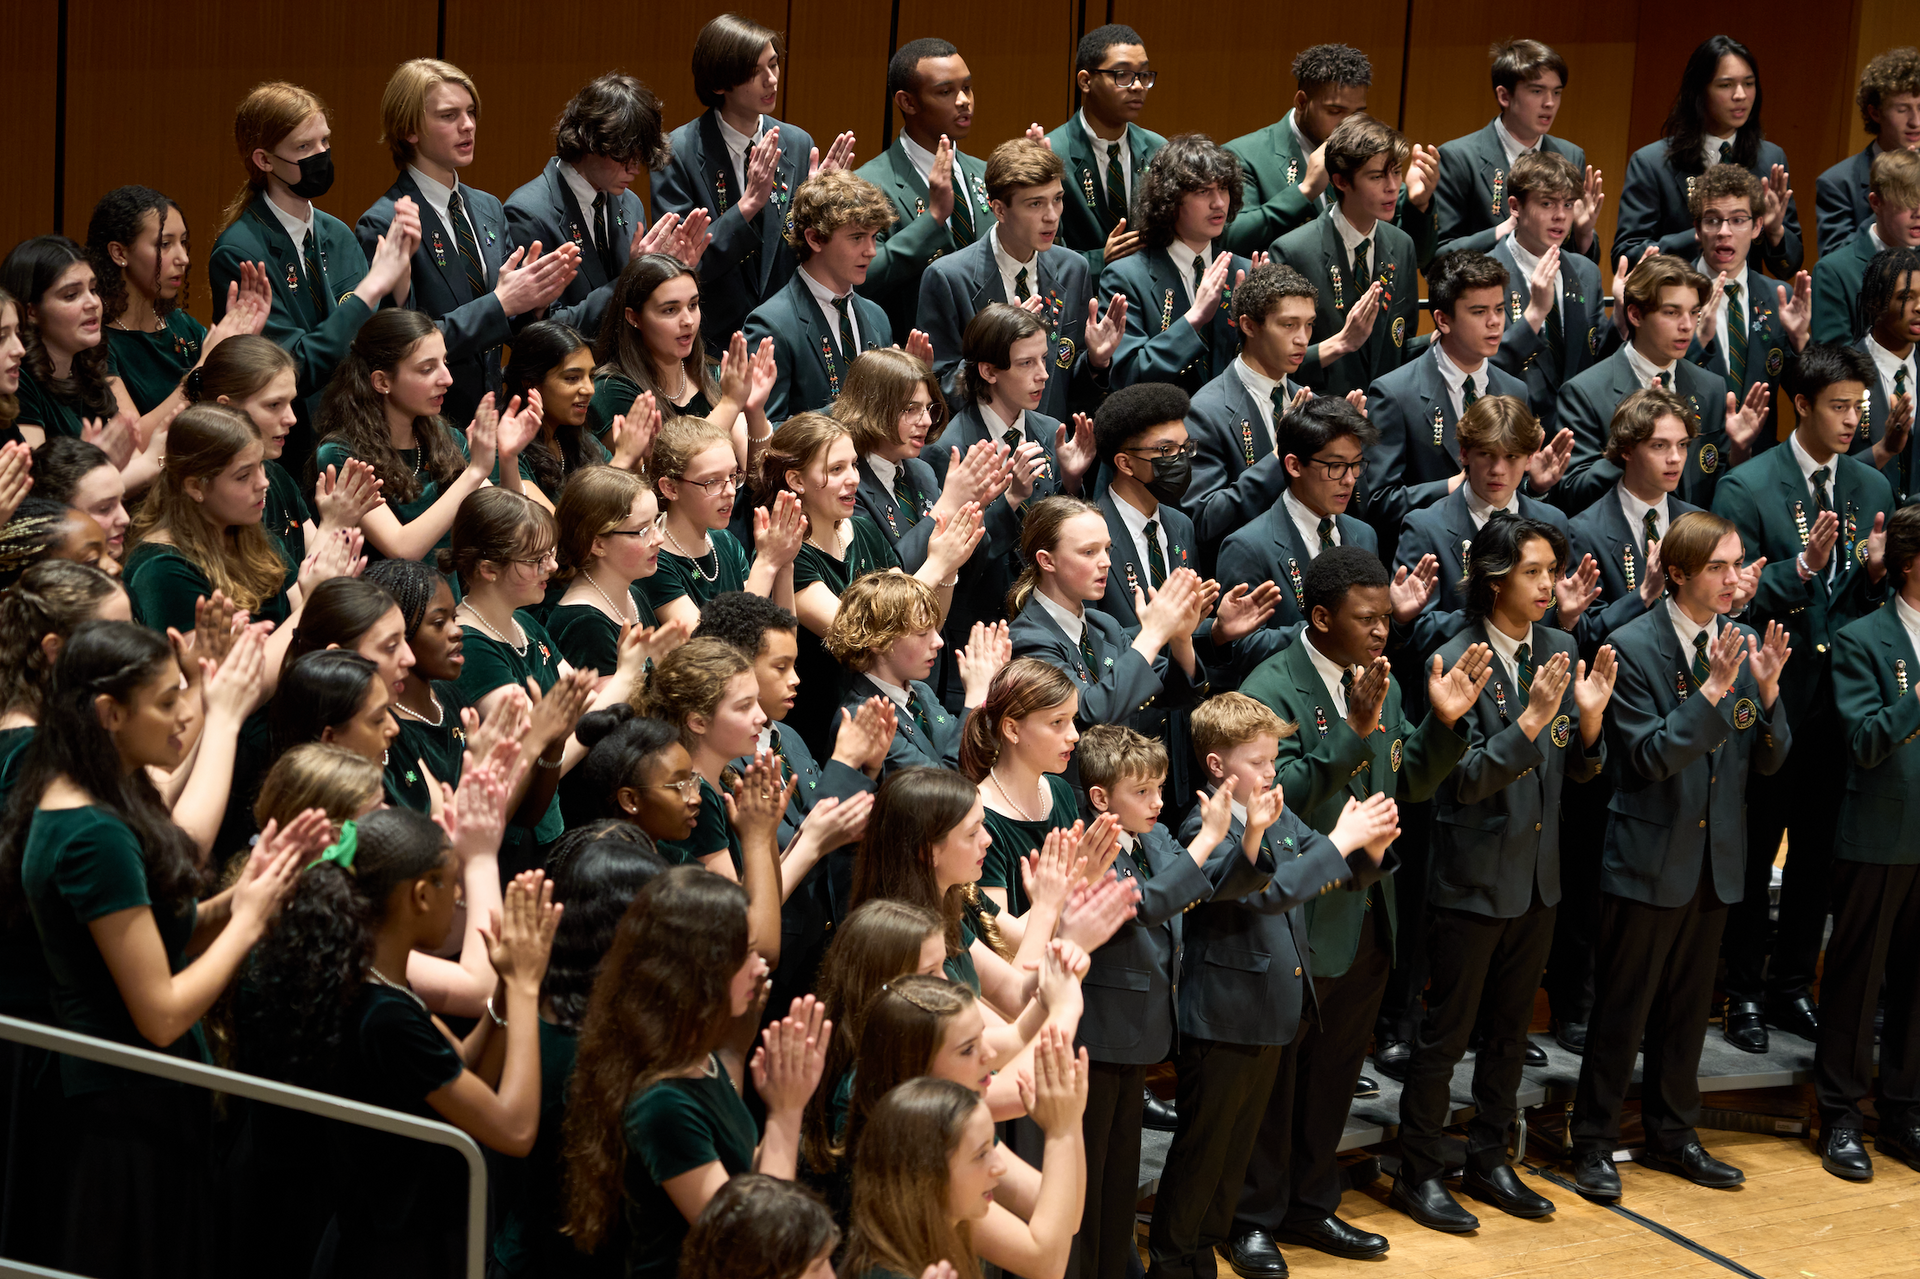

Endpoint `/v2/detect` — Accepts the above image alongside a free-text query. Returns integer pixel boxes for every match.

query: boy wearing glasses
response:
[1687,164,1812,458]
[1556,255,1757,513]
[1362,250,1539,555]
[1046,24,1165,271]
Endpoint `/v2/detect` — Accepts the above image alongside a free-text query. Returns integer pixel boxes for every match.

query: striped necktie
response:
[1143,519,1167,588]
[1105,142,1126,219]
[445,188,489,300]
[1692,630,1711,685]
[1515,642,1533,701]
[1723,280,1747,394]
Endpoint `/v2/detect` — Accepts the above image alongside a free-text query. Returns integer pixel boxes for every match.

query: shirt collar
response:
[1624,339,1676,384]
[1667,596,1719,652]
[1080,111,1128,157]
[1482,618,1532,681]
[983,399,1025,438]
[1033,589,1086,645]
[1282,488,1337,554]
[1895,594,1920,648]
[1286,110,1314,164]
[1432,339,1483,388]
[1167,238,1210,288]
[408,164,458,207]
[1787,429,1834,489]
[1303,632,1356,708]
[1331,202,1374,253]
[867,452,901,490]
[1464,482,1515,526]
[1702,131,1737,166]
[1116,828,1140,857]
[1492,115,1536,166]
[715,111,761,157]
[866,673,912,709]
[264,195,315,248]
[1617,482,1670,546]
[1870,223,1891,254]
[1111,485,1159,543]
[899,132,967,200]
[990,224,1036,272]
[1867,332,1918,385]
[1236,354,1283,404]
[1507,232,1555,290]
[1229,794,1249,828]
[797,262,851,304]
[558,160,600,219]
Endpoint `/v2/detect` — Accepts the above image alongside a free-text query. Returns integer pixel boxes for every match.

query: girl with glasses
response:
[550,465,677,680]
[646,414,802,628]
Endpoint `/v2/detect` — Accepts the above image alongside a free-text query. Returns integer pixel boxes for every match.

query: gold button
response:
[1710,776,1716,784]
[1699,819,1707,828]
[1817,643,1828,653]
[1294,966,1303,976]
[1534,822,1542,832]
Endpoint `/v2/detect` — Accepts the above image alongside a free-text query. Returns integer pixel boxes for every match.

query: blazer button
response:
[1294,966,1303,976]
[1534,822,1541,831]
[1817,644,1828,653]
[1710,776,1716,784]
[1698,819,1707,828]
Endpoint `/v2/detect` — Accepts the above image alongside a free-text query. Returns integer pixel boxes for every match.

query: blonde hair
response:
[1871,147,1920,211]
[957,657,1077,781]
[1008,495,1101,615]
[824,572,941,672]
[223,82,329,233]
[379,58,482,170]
[638,637,752,748]
[554,465,650,580]
[1456,395,1544,456]
[254,742,383,829]
[1190,692,1291,770]
[651,415,736,507]
[126,405,290,611]
[1076,723,1170,797]
[835,348,946,456]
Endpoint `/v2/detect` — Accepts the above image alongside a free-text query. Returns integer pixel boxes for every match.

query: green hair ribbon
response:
[306,820,358,873]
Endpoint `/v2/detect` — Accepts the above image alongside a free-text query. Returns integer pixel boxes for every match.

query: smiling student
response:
[1854,246,1920,500]
[503,320,611,502]
[589,252,748,445]
[1046,25,1165,270]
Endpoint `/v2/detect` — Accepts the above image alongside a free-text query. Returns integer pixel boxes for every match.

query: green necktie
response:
[1143,519,1167,588]
[904,686,934,738]
[301,228,330,316]
[1105,141,1126,219]
[1723,281,1747,394]
[1317,515,1335,552]
[1657,370,1672,390]
[1340,668,1355,709]
[832,294,857,361]
[893,469,921,526]
[1015,267,1031,302]
[768,727,794,785]
[1812,465,1832,514]
[951,172,976,245]
[445,188,489,301]
[1352,239,1369,289]
[1191,255,1206,299]
[1002,426,1021,453]
[1544,292,1564,359]
[1078,624,1098,671]
[1643,508,1660,550]
[1692,630,1711,685]
[591,191,618,280]
[1270,384,1291,429]
[1718,142,1733,163]
[1515,642,1534,701]
[1126,835,1153,880]
[1462,375,1478,407]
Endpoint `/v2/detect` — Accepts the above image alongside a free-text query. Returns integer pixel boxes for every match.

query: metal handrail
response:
[0,1013,488,1279]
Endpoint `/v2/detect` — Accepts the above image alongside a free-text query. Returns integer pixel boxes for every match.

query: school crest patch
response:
[1390,738,1404,771]
[1858,539,1872,565]
[1391,316,1406,348]
[1587,326,1599,354]
[1699,442,1719,474]
[1549,715,1572,749]
[1766,347,1784,377]
[1732,698,1757,731]
[1055,334,1075,368]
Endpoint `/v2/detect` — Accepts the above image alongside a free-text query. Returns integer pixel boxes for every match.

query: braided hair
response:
[0,560,124,720]
[0,497,80,590]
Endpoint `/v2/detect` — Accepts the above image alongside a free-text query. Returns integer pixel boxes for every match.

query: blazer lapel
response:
[398,172,472,305]
[888,140,931,217]
[1146,249,1180,333]
[787,274,839,393]
[970,244,1008,313]
[246,194,319,328]
[1473,123,1510,224]
[1416,355,1456,458]
[1099,495,1147,621]
[1272,507,1312,611]
[1880,608,1920,677]
[1441,487,1477,576]
[1597,493,1649,596]
[545,159,601,287]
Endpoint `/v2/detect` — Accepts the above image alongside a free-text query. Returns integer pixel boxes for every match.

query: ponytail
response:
[1006,494,1100,616]
[956,657,1079,783]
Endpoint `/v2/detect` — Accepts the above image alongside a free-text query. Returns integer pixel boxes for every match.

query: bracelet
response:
[1796,552,1811,581]
[486,993,508,1027]
[535,753,563,770]
[749,429,773,444]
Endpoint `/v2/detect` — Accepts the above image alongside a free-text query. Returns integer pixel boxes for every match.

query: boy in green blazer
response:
[1818,504,1920,1181]
[1812,148,1920,346]
[1227,547,1483,1272]
[1045,24,1164,271]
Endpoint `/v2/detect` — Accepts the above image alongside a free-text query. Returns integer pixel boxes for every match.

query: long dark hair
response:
[850,767,982,956]
[86,185,187,324]
[563,866,749,1253]
[505,319,597,494]
[27,437,114,506]
[238,807,449,1087]
[843,977,975,1163]
[542,837,668,1030]
[315,308,466,504]
[0,236,114,421]
[284,578,400,667]
[1662,36,1765,173]
[270,650,381,760]
[0,621,203,929]
[0,560,124,721]
[574,704,684,821]
[592,252,717,415]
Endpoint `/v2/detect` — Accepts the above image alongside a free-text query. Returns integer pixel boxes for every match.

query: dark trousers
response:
[1815,860,1920,1132]
[1571,872,1730,1157]
[1076,1060,1147,1279]
[1726,710,1842,1006]
[1145,1039,1282,1279]
[1235,905,1391,1232]
[1398,897,1557,1184]
[1545,776,1609,1024]
[1376,802,1434,1045]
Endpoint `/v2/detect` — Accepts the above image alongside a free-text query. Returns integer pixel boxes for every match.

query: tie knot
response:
[1107,142,1121,160]
[1515,642,1531,667]
[1723,280,1740,299]
[1002,427,1021,450]
[592,191,607,210]
[1718,142,1733,161]
[1657,370,1672,389]
[1340,668,1355,694]
[1144,518,1158,538]
[832,294,851,315]
[1643,508,1660,539]
[1813,466,1831,487]
[1693,629,1709,653]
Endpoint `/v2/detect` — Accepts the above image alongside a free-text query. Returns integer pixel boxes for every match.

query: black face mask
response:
[1141,451,1193,504]
[274,148,335,200]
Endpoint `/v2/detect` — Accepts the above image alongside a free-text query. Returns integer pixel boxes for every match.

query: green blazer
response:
[742,269,892,422]
[209,191,377,429]
[1044,115,1166,271]
[1832,603,1920,863]
[1710,440,1893,725]
[1222,110,1439,266]
[1433,120,1592,260]
[854,138,990,341]
[1273,206,1421,397]
[1240,634,1468,978]
[1809,228,1879,346]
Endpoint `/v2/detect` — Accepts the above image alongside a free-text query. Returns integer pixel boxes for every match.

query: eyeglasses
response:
[1700,214,1754,232]
[1307,456,1367,480]
[512,549,559,568]
[644,777,702,798]
[676,471,744,494]
[604,514,670,538]
[1122,441,1197,462]
[899,402,936,423]
[1092,68,1157,89]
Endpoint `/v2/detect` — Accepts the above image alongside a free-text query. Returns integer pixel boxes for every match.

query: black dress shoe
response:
[1723,1001,1769,1054]
[1766,995,1820,1041]
[1373,1039,1411,1082]
[1225,1229,1288,1279]
[1273,1215,1388,1260]
[1572,1151,1621,1199]
[1636,1141,1745,1188]
[1462,1163,1554,1217]
[1389,1177,1479,1232]
[1353,1074,1380,1098]
[1523,1040,1549,1068]
[1820,1127,1873,1181]
[1877,1124,1920,1172]
[1142,1088,1179,1132]
[1554,1021,1587,1054]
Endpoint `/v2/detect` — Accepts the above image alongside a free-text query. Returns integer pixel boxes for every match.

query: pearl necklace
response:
[664,526,719,581]
[988,770,1048,823]
[581,569,639,624]
[391,690,445,727]
[459,602,529,656]
[367,966,427,1010]
[807,516,853,559]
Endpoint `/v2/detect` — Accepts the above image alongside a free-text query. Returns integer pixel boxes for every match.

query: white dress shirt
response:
[1866,333,1918,414]
[1081,112,1135,206]
[1624,340,1680,390]
[1168,239,1211,307]
[1507,233,1564,326]
[1111,489,1171,585]
[1235,356,1291,436]
[867,452,902,494]
[990,226,1042,307]
[1667,596,1720,666]
[1617,483,1671,557]
[1483,619,1535,692]
[1034,589,1088,648]
[1701,132,1738,169]
[1493,115,1538,167]
[1432,341,1488,421]
[866,672,913,711]
[1896,595,1920,663]
[1332,203,1376,270]
[1283,489,1339,559]
[407,166,482,269]
[983,399,1030,447]
[1694,256,1747,365]
[798,264,861,356]
[1464,483,1519,529]
[558,161,607,243]
[1304,634,1356,716]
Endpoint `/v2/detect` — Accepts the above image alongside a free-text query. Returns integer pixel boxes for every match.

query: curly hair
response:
[1,236,115,422]
[1858,47,1920,136]
[1859,246,1920,340]
[361,557,445,639]
[824,570,941,671]
[315,308,468,505]
[786,171,897,260]
[1291,44,1372,92]
[637,636,752,749]
[238,807,449,1088]
[553,73,668,169]
[562,866,749,1253]
[86,185,187,324]
[689,589,797,658]
[0,497,77,590]
[1687,162,1764,219]
[1232,261,1317,327]
[1133,134,1244,251]
[0,560,123,720]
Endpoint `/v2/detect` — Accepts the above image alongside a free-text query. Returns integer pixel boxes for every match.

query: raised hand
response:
[751,995,831,1114]
[1212,580,1281,642]
[492,241,578,317]
[231,813,322,928]
[725,750,799,843]
[808,131,856,178]
[1524,244,1561,332]
[1053,413,1098,492]
[200,621,268,724]
[1184,252,1232,329]
[1193,784,1236,855]
[1517,650,1572,738]
[670,209,713,269]
[904,328,935,367]
[1776,271,1813,352]
[1746,619,1791,700]
[832,694,895,776]
[1571,165,1605,252]
[1573,645,1618,724]
[1639,537,1667,608]
[1761,165,1793,245]
[1134,569,1202,648]
[607,391,662,473]
[1326,282,1382,360]
[926,502,985,578]
[957,619,1012,707]
[298,527,368,597]
[1731,554,1765,612]
[1022,823,1086,917]
[631,211,683,259]
[753,490,807,567]
[1865,510,1889,582]
[1612,247,1659,341]
[1330,792,1398,863]
[1241,777,1287,841]
[1390,554,1439,622]
[1555,553,1601,631]
[1428,643,1494,726]
[1875,395,1914,475]
[527,666,595,752]
[1801,507,1840,574]
[313,457,384,532]
[1085,293,1127,368]
[1058,870,1141,953]
[1017,1024,1090,1138]
[928,135,957,223]
[484,871,562,994]
[1528,427,1575,494]
[1695,271,1727,348]
[1725,381,1771,458]
[1700,621,1750,701]
[464,394,501,479]
[0,441,32,526]
[1345,655,1390,738]
[81,411,137,471]
[1404,143,1441,211]
[740,128,782,219]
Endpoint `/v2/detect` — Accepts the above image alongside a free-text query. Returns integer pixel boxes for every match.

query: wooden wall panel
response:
[889,0,1081,156]
[444,0,788,215]
[1401,7,1640,277]
[1107,1,1408,149]
[60,0,438,280]
[0,2,59,252]
[782,0,898,167]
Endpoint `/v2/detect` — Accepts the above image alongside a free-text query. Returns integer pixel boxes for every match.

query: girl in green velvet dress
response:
[504,320,613,508]
[958,659,1082,923]
[589,253,742,446]
[549,465,665,680]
